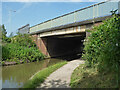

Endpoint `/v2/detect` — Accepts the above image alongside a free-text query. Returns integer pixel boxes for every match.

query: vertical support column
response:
[74,11,76,23]
[32,34,49,57]
[38,35,50,57]
[97,4,99,17]
[93,5,95,19]
[50,20,52,28]
[37,35,41,50]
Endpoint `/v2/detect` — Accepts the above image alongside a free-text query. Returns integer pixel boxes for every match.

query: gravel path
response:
[37,59,84,88]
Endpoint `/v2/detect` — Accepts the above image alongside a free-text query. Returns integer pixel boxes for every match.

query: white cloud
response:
[3,2,32,24]
[16,2,32,13]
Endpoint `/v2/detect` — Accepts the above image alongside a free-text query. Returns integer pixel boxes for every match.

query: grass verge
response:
[22,61,67,88]
[70,64,118,88]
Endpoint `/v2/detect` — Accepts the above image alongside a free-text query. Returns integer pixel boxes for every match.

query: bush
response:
[0,24,11,43]
[11,34,36,47]
[2,34,44,63]
[82,14,120,72]
[2,43,44,62]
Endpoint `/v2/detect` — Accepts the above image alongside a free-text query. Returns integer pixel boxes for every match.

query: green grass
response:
[22,61,67,88]
[70,64,118,88]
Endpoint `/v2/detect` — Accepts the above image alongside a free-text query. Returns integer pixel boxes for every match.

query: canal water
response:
[1,59,64,88]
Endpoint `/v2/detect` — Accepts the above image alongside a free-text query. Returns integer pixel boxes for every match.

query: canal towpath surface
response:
[37,59,85,88]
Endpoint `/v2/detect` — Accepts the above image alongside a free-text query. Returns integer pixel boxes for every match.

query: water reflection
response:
[2,59,63,88]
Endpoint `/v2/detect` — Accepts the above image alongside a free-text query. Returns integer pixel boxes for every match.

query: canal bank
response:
[1,59,65,88]
[23,61,67,88]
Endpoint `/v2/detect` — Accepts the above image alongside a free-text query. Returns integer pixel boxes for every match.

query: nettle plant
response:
[2,34,44,63]
[82,13,120,72]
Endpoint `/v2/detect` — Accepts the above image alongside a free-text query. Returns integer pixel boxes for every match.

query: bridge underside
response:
[32,21,103,60]
[32,19,104,60]
[33,32,86,60]
[28,0,119,60]
[46,32,86,59]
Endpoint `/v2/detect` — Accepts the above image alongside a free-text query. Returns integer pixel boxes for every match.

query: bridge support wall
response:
[32,21,103,58]
[32,33,85,58]
[32,34,50,57]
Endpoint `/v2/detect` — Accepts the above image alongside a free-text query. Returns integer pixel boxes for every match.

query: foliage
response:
[0,24,11,43]
[70,64,118,88]
[2,43,44,63]
[1,24,7,36]
[2,33,44,63]
[82,14,120,71]
[22,61,67,88]
[0,45,1,65]
[82,14,120,87]
[11,34,36,47]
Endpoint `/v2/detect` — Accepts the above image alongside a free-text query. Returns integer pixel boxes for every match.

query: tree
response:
[1,24,7,36]
[0,24,11,43]
[0,24,7,42]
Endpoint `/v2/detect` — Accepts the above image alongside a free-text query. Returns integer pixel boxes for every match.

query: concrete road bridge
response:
[21,0,120,59]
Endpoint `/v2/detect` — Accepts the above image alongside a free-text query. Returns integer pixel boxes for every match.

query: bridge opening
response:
[41,32,86,60]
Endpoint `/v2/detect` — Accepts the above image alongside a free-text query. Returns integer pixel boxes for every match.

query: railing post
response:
[74,12,75,22]
[51,20,52,28]
[74,11,77,23]
[93,5,95,24]
[97,4,99,17]
[67,14,69,24]
[93,5,95,19]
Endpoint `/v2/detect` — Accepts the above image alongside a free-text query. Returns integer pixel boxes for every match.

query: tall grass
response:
[22,61,67,88]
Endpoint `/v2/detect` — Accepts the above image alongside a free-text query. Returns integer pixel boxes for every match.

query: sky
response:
[1,0,106,36]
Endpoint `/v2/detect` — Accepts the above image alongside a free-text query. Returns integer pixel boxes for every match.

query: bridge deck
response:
[30,0,119,34]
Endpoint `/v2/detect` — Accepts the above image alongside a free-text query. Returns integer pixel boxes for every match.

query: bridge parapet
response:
[30,0,119,34]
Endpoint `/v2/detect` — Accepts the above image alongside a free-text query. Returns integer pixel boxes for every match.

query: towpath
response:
[37,59,84,88]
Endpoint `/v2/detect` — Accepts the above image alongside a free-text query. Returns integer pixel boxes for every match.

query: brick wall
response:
[32,34,49,57]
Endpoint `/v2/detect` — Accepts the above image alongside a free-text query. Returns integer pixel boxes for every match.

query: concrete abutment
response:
[32,32,86,60]
[32,22,103,60]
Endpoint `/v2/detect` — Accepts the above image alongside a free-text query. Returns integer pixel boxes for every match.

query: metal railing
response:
[30,0,119,33]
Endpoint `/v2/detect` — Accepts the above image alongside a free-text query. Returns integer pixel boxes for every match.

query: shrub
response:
[11,34,36,47]
[2,34,44,63]
[82,14,120,72]
[0,24,11,43]
[2,43,44,62]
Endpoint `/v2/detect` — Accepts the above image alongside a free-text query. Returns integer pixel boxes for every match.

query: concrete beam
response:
[39,25,86,37]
